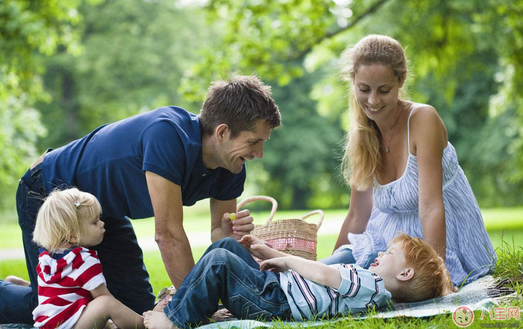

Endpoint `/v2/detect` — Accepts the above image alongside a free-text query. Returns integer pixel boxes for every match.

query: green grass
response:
[1,207,522,328]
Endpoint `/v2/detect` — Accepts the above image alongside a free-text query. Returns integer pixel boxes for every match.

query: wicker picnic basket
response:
[237,196,324,261]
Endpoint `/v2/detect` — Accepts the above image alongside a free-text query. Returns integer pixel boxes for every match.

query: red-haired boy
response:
[143,234,452,329]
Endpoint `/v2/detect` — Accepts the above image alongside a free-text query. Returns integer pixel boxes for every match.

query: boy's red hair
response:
[391,233,452,302]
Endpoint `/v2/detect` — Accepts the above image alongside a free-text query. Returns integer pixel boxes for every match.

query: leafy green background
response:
[1,0,522,211]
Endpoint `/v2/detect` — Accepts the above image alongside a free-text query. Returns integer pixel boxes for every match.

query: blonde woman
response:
[30,188,162,329]
[322,35,496,287]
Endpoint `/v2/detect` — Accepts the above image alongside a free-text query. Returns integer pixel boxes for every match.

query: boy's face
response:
[369,241,408,281]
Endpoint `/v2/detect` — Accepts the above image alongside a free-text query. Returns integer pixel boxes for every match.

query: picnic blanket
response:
[0,275,514,329]
[196,275,516,329]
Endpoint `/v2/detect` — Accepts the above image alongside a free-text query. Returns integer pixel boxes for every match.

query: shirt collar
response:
[39,246,77,260]
[192,149,214,177]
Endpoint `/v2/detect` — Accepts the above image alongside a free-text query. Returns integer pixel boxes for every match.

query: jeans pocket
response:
[17,180,44,231]
[229,295,274,320]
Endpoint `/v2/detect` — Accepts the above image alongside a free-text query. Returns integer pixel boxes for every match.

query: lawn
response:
[1,207,522,328]
[1,207,521,292]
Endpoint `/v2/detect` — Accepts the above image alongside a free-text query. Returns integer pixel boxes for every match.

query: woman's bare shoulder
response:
[408,102,448,151]
[409,102,444,128]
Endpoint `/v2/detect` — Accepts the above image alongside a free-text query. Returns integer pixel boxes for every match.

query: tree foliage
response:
[0,0,86,208]
[253,71,346,209]
[188,0,523,207]
[37,0,209,147]
[1,0,521,212]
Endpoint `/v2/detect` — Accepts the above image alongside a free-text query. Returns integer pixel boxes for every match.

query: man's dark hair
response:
[199,75,281,138]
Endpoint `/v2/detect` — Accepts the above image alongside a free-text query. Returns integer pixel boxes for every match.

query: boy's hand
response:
[260,257,290,273]
[240,234,265,248]
[240,235,273,260]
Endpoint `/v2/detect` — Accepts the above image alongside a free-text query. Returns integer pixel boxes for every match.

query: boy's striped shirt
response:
[279,264,391,320]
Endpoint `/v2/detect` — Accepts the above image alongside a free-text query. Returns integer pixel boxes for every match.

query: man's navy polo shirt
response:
[41,106,246,220]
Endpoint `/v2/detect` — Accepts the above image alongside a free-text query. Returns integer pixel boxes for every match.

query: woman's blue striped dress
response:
[348,107,497,286]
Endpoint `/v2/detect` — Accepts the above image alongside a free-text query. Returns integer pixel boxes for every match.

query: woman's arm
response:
[333,187,373,252]
[410,106,448,260]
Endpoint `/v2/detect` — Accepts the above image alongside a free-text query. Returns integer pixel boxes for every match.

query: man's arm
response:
[146,171,194,288]
[210,198,254,242]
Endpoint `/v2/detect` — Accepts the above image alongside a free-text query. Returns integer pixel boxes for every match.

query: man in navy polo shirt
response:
[0,75,281,324]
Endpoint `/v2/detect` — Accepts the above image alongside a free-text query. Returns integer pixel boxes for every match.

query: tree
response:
[0,0,86,209]
[185,0,523,207]
[37,0,210,148]
[182,0,390,98]
[252,71,346,209]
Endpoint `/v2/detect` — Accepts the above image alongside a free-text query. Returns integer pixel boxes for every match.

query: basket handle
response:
[300,210,324,230]
[237,196,278,224]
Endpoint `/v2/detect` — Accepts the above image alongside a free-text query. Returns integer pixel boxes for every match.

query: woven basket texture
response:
[252,218,318,261]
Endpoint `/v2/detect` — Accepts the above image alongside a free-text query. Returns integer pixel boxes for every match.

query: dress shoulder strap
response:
[407,104,417,151]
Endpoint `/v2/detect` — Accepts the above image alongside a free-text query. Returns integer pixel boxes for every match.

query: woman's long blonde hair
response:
[340,35,408,190]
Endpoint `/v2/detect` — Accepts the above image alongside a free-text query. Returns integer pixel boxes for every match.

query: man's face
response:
[219,120,272,174]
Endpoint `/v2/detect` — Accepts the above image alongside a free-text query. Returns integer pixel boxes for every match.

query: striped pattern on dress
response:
[347,105,497,286]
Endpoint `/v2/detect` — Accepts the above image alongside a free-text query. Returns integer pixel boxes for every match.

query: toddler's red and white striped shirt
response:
[33,246,106,329]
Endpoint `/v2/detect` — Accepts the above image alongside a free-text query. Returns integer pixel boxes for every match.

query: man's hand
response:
[260,257,290,273]
[221,209,254,240]
[211,199,255,242]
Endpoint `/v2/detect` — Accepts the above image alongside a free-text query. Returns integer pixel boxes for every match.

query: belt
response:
[30,150,48,170]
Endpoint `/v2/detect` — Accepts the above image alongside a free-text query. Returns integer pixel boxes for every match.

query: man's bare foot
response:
[5,276,30,287]
[143,311,178,329]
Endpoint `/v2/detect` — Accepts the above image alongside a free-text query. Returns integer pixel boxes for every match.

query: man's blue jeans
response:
[163,238,292,329]
[0,163,155,324]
